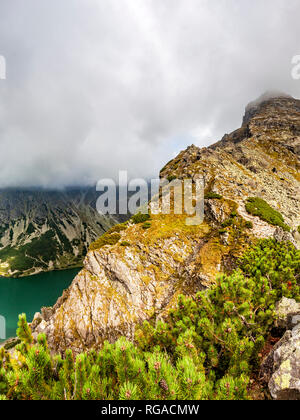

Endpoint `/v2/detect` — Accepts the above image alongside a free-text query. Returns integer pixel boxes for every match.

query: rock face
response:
[0,188,116,277]
[268,328,300,400]
[33,221,212,353]
[275,297,300,329]
[33,94,300,354]
[261,298,300,400]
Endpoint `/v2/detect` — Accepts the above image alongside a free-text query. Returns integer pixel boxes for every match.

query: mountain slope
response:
[0,188,116,277]
[32,94,300,354]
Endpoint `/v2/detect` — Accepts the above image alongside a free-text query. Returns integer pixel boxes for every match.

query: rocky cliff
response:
[0,188,116,277]
[33,93,300,355]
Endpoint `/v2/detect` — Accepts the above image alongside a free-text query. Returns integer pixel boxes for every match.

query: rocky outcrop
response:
[33,94,300,354]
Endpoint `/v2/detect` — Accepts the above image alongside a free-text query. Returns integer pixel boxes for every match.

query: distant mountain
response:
[0,188,117,277]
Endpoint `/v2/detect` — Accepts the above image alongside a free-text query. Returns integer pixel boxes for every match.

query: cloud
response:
[0,0,300,187]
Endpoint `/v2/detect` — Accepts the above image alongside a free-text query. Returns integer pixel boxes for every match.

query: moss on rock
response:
[245,197,290,231]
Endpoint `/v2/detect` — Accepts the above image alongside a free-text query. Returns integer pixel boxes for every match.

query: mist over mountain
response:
[1,1,300,187]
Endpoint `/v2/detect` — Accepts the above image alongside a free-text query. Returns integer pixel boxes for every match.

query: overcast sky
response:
[0,0,300,188]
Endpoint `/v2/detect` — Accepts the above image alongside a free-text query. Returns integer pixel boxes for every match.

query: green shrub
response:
[245,197,290,231]
[120,241,131,247]
[0,230,59,273]
[89,223,128,251]
[167,175,177,183]
[142,222,151,230]
[219,229,227,235]
[89,233,121,251]
[221,218,235,228]
[137,239,299,392]
[245,221,253,229]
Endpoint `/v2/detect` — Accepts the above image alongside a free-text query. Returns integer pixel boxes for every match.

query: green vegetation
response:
[218,228,227,235]
[221,218,235,228]
[0,230,58,273]
[142,222,151,230]
[0,239,298,400]
[167,175,177,183]
[120,241,131,247]
[107,223,128,234]
[204,192,223,200]
[245,221,254,229]
[89,233,121,251]
[131,212,151,225]
[26,223,35,235]
[0,224,8,238]
[49,221,73,254]
[160,159,174,174]
[89,222,129,251]
[245,197,290,231]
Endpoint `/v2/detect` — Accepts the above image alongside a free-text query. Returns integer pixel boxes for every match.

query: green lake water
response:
[0,268,79,341]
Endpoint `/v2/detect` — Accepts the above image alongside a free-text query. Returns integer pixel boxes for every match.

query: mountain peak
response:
[243,91,299,125]
[246,90,293,109]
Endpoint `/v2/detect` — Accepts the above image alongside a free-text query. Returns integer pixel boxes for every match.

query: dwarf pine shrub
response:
[89,233,121,251]
[0,239,298,400]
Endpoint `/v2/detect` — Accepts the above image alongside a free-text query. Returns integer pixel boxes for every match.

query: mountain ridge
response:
[32,94,300,354]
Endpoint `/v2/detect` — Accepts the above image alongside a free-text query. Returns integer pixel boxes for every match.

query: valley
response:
[0,188,116,277]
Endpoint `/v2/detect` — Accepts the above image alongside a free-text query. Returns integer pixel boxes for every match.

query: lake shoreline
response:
[0,268,79,342]
[0,264,83,280]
